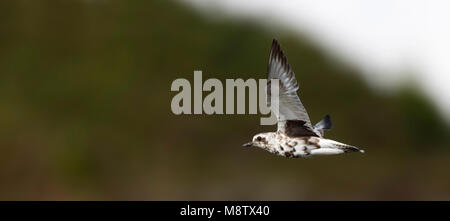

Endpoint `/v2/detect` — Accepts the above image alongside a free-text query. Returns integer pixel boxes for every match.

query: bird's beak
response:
[242,142,253,147]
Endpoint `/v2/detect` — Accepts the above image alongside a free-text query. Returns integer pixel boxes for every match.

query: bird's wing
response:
[267,39,318,137]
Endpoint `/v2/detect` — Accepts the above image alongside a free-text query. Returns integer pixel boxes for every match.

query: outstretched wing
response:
[313,114,333,137]
[267,39,318,137]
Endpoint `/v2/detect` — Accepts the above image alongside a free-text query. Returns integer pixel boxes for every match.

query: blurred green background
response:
[0,0,449,200]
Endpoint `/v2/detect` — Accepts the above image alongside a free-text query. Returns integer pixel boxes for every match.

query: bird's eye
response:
[256,136,262,141]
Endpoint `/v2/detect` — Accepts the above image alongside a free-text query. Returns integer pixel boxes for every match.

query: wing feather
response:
[267,39,318,137]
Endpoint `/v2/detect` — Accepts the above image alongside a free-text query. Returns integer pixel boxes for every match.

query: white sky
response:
[182,0,450,120]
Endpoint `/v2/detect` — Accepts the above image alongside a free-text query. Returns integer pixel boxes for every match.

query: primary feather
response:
[267,39,318,137]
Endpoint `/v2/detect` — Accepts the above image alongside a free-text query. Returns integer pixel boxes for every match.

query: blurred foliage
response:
[0,0,449,200]
[395,86,449,150]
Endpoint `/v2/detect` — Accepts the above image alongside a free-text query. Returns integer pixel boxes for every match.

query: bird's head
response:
[242,133,270,148]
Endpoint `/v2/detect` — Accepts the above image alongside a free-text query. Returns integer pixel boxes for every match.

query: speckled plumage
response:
[250,131,362,158]
[243,39,364,157]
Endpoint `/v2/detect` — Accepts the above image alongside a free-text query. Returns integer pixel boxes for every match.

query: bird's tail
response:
[326,139,364,153]
[340,144,365,153]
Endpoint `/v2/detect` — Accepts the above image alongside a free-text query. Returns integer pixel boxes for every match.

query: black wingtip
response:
[269,38,288,67]
[272,38,279,45]
[313,114,333,131]
[270,39,280,53]
[324,114,332,129]
[271,38,283,53]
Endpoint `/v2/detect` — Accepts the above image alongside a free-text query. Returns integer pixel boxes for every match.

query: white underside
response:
[310,148,344,155]
[256,133,360,157]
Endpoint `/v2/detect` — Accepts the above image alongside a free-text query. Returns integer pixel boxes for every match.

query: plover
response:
[243,39,364,157]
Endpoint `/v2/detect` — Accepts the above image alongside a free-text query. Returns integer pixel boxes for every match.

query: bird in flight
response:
[243,39,364,157]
